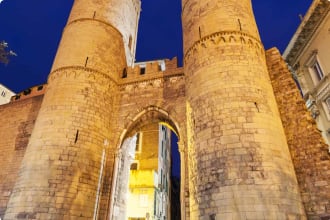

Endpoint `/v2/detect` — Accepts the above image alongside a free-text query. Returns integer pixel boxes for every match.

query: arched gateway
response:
[1,0,330,219]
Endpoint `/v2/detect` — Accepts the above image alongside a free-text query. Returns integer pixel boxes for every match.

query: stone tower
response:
[182,0,307,219]
[4,0,140,219]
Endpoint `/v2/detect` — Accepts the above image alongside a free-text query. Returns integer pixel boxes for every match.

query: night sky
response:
[0,0,311,177]
[0,0,311,92]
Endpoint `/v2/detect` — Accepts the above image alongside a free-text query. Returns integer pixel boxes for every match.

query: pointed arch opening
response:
[109,107,184,220]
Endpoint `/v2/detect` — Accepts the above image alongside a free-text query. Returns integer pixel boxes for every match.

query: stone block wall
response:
[267,47,330,219]
[0,95,43,218]
[182,0,306,218]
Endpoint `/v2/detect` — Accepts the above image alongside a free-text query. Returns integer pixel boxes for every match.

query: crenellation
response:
[120,57,183,84]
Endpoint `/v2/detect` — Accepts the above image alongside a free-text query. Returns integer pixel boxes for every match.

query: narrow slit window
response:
[122,68,127,78]
[75,130,79,143]
[238,19,242,31]
[85,57,89,67]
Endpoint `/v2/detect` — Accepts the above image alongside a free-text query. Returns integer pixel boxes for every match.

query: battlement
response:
[121,57,184,84]
[11,84,47,102]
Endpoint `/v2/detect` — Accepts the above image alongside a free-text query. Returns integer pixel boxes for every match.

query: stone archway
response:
[108,106,187,220]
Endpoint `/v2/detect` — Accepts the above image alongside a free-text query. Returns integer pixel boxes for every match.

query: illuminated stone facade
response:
[0,0,329,219]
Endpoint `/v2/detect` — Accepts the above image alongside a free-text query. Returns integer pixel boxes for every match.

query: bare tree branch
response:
[0,41,17,65]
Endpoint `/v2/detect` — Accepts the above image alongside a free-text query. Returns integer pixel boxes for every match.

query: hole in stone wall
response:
[210,214,216,220]
[93,11,96,19]
[23,89,31,95]
[254,102,260,112]
[238,19,242,31]
[37,85,43,91]
[122,68,127,78]
[75,130,79,143]
[85,57,89,67]
[199,26,202,39]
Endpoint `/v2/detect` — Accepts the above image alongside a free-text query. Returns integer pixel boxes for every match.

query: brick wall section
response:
[0,95,43,219]
[266,47,330,219]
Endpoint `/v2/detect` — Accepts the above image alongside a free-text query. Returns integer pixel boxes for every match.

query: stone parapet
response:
[11,84,46,103]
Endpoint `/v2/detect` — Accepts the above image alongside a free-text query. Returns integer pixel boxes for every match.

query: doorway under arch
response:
[108,107,185,220]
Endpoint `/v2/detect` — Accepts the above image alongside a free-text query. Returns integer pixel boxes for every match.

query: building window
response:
[130,162,138,170]
[322,97,330,121]
[1,91,6,97]
[305,52,325,85]
[326,97,330,113]
[311,61,324,82]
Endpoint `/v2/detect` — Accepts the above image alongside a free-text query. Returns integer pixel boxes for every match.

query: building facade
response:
[126,123,171,220]
[0,84,15,105]
[0,0,329,219]
[283,0,330,148]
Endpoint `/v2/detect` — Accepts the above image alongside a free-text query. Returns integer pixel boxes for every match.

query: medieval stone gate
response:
[0,0,329,219]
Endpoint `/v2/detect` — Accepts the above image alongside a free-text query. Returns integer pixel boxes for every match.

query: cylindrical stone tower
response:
[5,0,140,219]
[182,0,307,219]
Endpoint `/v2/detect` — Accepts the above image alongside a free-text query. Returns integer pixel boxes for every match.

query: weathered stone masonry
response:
[267,48,330,219]
[0,0,329,219]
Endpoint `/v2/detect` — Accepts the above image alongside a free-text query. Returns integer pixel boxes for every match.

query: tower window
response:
[1,91,6,97]
[140,67,146,75]
[311,61,324,83]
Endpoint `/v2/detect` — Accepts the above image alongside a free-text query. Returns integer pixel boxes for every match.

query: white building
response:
[111,123,172,220]
[283,0,330,148]
[0,84,15,105]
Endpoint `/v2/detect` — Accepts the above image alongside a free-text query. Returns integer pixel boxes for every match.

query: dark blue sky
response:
[0,0,310,93]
